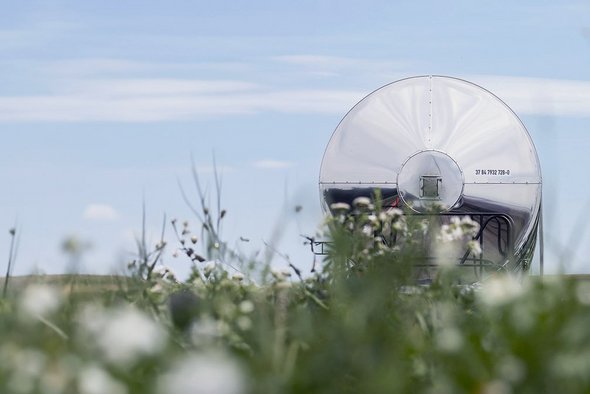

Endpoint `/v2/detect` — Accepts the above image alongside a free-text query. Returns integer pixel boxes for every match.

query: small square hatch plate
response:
[420,175,442,199]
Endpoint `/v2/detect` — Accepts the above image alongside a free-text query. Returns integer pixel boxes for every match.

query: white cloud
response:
[274,55,362,67]
[83,204,119,221]
[465,75,590,117]
[48,58,155,76]
[252,160,295,169]
[46,58,252,77]
[0,29,39,50]
[0,79,363,122]
[62,78,260,96]
[273,55,409,79]
[2,70,590,122]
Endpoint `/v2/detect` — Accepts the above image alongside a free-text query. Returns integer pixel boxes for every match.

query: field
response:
[2,204,590,394]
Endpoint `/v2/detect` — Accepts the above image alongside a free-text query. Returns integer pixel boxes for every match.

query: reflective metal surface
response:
[319,76,542,275]
[397,150,464,213]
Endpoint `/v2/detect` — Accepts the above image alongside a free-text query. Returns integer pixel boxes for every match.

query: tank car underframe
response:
[310,211,525,278]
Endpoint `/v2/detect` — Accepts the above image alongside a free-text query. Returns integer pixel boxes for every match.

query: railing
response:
[309,212,516,273]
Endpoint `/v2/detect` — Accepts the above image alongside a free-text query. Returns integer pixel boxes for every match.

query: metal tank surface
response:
[318,75,542,281]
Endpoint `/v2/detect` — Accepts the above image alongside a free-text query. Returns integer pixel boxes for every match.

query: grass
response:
[0,274,131,295]
[2,176,590,393]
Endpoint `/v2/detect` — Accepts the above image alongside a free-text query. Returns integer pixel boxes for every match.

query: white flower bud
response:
[231,272,244,282]
[330,202,351,212]
[352,196,372,209]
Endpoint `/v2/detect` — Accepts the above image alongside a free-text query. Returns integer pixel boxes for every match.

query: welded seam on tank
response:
[319,181,397,185]
[463,182,542,184]
[427,75,433,149]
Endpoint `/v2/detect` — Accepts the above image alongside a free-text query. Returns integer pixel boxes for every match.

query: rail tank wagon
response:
[319,75,542,280]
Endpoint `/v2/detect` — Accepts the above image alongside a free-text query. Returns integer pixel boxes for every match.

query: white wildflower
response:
[434,240,460,267]
[152,265,177,282]
[450,225,464,240]
[237,316,252,331]
[219,301,237,318]
[79,305,166,366]
[150,282,164,294]
[420,219,429,235]
[190,317,222,346]
[271,269,287,281]
[361,225,373,236]
[386,207,403,219]
[157,352,245,394]
[20,284,62,319]
[467,240,482,256]
[461,215,480,235]
[239,300,254,314]
[352,196,372,209]
[231,272,244,282]
[79,365,127,394]
[438,231,454,243]
[436,327,464,353]
[218,321,232,338]
[438,222,463,242]
[152,265,167,275]
[393,220,407,231]
[204,261,216,276]
[478,275,528,306]
[381,221,392,237]
[399,286,423,295]
[330,202,350,212]
[275,281,292,290]
[280,268,292,277]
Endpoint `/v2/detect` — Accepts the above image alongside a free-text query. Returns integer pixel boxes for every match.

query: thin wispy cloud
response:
[0,78,364,122]
[273,54,409,79]
[2,58,590,122]
[0,29,33,48]
[63,78,261,96]
[252,160,295,169]
[468,75,590,117]
[47,58,155,76]
[0,19,82,51]
[46,58,252,77]
[274,55,363,67]
[83,204,119,221]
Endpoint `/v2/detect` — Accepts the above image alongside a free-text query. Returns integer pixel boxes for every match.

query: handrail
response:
[309,212,516,273]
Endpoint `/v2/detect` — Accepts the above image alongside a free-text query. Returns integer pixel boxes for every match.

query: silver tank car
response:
[319,75,542,280]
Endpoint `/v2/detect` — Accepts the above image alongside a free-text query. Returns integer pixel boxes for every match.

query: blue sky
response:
[1,0,589,277]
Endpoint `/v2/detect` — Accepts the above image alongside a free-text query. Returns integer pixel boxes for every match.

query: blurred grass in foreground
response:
[2,197,590,393]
